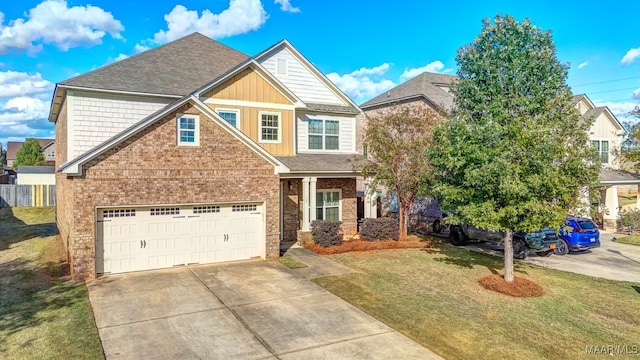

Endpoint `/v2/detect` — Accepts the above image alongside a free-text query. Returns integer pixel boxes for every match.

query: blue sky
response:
[1,0,640,149]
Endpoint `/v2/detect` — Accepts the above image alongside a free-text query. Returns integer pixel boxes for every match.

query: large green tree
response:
[13,138,44,169]
[362,105,443,238]
[430,15,600,282]
[620,106,640,170]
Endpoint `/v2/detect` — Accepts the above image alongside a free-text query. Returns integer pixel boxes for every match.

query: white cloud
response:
[0,71,53,99]
[0,0,124,54]
[577,61,589,69]
[400,61,447,81]
[274,0,300,13]
[601,101,640,123]
[327,64,396,103]
[148,1,267,45]
[621,47,640,65]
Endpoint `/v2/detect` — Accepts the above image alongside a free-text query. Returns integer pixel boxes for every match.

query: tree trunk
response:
[503,229,514,283]
[398,204,407,238]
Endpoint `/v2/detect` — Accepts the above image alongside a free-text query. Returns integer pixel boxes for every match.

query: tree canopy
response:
[362,105,443,238]
[620,106,640,170]
[13,138,44,169]
[429,15,600,281]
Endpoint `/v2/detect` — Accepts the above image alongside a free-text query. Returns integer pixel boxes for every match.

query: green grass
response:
[0,207,103,360]
[618,195,637,207]
[312,242,640,360]
[616,235,640,246]
[278,255,309,269]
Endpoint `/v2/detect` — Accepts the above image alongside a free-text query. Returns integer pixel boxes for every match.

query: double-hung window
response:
[259,112,281,143]
[308,119,339,150]
[316,190,341,222]
[216,109,239,128]
[591,140,609,164]
[177,115,199,146]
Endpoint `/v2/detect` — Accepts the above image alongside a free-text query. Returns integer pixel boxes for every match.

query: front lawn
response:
[0,207,103,359]
[615,235,640,246]
[313,242,640,360]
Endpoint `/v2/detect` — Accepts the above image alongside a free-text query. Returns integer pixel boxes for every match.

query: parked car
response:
[554,216,600,255]
[449,224,558,259]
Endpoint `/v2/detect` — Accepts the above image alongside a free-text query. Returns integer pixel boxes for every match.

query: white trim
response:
[176,114,200,146]
[59,95,290,176]
[591,138,610,165]
[258,111,282,144]
[205,98,298,111]
[279,172,358,178]
[316,188,342,222]
[254,40,363,113]
[58,84,182,99]
[215,107,241,129]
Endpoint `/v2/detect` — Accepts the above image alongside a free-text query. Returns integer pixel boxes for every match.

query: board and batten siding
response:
[297,113,356,154]
[259,47,345,105]
[206,104,295,156]
[67,90,173,160]
[203,68,292,105]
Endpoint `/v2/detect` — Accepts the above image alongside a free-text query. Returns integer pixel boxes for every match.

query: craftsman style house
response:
[361,72,636,230]
[50,33,365,279]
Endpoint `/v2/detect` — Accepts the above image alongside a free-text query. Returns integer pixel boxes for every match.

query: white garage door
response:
[96,203,264,274]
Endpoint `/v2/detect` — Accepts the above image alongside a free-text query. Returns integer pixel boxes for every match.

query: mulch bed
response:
[306,237,434,255]
[479,274,545,297]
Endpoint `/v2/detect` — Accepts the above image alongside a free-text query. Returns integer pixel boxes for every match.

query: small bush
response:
[359,217,399,241]
[311,220,343,247]
[619,209,640,233]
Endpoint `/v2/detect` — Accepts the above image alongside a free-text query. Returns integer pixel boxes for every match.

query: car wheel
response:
[554,238,569,255]
[537,250,554,257]
[449,226,467,246]
[433,220,442,233]
[513,237,530,259]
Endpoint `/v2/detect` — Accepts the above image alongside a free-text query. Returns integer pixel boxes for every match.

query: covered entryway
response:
[96,203,264,275]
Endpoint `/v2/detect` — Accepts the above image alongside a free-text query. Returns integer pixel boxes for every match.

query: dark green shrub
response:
[311,220,343,247]
[359,217,399,241]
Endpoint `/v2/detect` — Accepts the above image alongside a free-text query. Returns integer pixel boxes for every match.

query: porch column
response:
[364,178,377,218]
[636,185,640,209]
[603,185,619,231]
[309,177,317,222]
[302,177,310,231]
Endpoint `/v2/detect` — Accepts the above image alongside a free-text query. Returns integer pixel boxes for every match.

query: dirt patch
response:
[478,274,545,297]
[306,238,434,255]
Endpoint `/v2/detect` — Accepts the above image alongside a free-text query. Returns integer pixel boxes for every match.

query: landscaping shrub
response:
[359,217,399,241]
[311,220,343,247]
[619,209,640,233]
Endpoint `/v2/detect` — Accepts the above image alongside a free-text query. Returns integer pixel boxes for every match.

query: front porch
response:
[598,168,640,230]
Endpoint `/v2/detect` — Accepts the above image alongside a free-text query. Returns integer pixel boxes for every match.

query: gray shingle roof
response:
[276,154,362,173]
[304,103,360,115]
[360,72,456,110]
[17,166,55,174]
[600,168,640,184]
[584,107,605,120]
[61,33,249,96]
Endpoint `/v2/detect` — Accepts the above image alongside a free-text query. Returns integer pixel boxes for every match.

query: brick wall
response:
[317,178,357,235]
[282,179,300,242]
[65,102,280,280]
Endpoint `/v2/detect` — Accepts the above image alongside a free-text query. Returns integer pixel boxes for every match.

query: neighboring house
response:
[49,33,366,279]
[6,138,55,168]
[16,166,56,185]
[361,72,636,230]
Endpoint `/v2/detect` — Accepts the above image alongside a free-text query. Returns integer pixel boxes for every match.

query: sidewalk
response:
[283,245,356,279]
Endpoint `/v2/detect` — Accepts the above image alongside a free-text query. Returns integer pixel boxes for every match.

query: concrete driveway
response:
[525,231,640,283]
[87,261,441,359]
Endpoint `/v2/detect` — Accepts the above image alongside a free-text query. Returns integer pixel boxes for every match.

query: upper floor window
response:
[591,139,609,164]
[259,112,281,143]
[309,119,339,150]
[47,150,55,158]
[177,115,199,146]
[216,109,239,128]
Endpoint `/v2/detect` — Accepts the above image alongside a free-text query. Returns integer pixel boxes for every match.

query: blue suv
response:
[555,216,600,255]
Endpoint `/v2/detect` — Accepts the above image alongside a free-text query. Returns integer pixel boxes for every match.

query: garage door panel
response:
[98,203,263,275]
